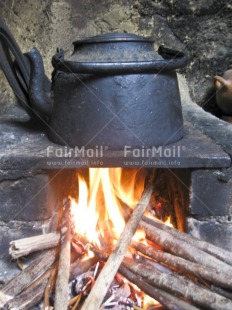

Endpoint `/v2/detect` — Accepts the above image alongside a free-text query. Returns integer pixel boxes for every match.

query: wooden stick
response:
[211,285,232,300]
[54,201,71,310]
[81,176,156,310]
[70,257,98,281]
[123,256,232,310]
[92,248,200,310]
[142,216,232,266]
[0,249,56,308]
[68,294,82,307]
[5,269,51,310]
[131,240,232,289]
[119,265,200,310]
[43,261,59,310]
[140,220,232,273]
[73,293,83,310]
[124,203,232,266]
[9,232,60,259]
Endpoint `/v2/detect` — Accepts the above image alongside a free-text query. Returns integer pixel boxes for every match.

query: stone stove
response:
[0,75,232,284]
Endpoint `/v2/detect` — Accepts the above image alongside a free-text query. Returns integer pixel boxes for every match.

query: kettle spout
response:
[26,47,52,119]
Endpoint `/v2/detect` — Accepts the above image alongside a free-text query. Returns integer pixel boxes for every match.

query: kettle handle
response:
[52,46,188,74]
[0,19,31,113]
[0,19,52,121]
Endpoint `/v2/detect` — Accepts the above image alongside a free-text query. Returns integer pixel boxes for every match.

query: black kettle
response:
[0,21,188,149]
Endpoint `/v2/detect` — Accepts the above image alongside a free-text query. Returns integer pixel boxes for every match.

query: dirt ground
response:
[0,0,232,116]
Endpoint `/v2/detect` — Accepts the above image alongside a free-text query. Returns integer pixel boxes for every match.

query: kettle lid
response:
[71,32,162,63]
[52,32,189,74]
[73,32,154,46]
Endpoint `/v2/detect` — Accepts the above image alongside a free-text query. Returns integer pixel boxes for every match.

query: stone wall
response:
[0,0,232,115]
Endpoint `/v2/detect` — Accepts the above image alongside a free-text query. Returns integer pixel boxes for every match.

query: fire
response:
[70,168,174,309]
[70,168,145,246]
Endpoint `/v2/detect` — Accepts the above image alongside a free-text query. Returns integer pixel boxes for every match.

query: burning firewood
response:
[9,232,60,259]
[93,247,232,310]
[140,220,232,273]
[99,282,138,310]
[71,261,144,310]
[142,215,232,266]
[70,257,98,281]
[72,262,101,298]
[67,167,232,309]
[81,174,157,310]
[6,167,230,309]
[54,199,71,310]
[93,248,199,310]
[131,240,232,290]
[118,266,200,310]
[122,256,232,310]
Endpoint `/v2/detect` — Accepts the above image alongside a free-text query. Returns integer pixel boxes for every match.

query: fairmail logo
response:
[123,145,183,158]
[47,146,105,158]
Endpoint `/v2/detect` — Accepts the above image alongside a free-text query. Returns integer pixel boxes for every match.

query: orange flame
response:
[70,168,146,246]
[70,168,173,309]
